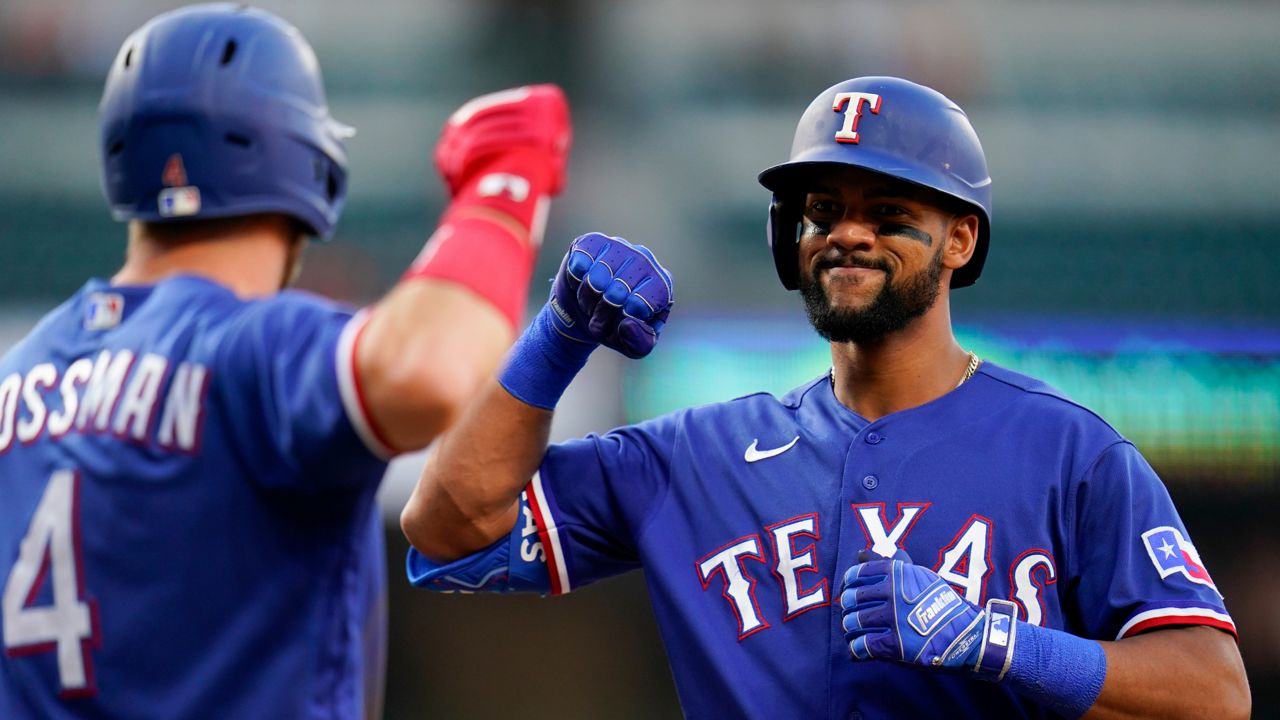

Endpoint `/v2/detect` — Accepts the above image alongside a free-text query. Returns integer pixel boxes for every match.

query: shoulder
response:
[631,373,823,441]
[977,361,1070,399]
[689,373,822,418]
[779,373,831,408]
[1,294,82,360]
[196,287,363,389]
[968,363,1159,499]
[103,276,352,336]
[975,361,1126,446]
[597,374,821,446]
[12,279,114,338]
[237,287,355,325]
[217,287,358,347]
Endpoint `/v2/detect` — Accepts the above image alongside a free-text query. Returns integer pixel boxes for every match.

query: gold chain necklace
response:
[957,350,981,387]
[829,351,982,388]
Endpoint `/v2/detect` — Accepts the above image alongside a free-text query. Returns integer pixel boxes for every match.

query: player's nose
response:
[826,217,877,251]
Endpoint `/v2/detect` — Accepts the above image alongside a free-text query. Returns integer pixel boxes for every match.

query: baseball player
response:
[0,4,571,719]
[399,76,1250,718]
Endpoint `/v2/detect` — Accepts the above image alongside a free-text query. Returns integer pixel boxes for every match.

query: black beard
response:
[800,249,944,344]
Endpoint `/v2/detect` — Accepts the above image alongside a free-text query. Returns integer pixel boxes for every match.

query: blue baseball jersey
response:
[0,276,393,720]
[409,362,1234,719]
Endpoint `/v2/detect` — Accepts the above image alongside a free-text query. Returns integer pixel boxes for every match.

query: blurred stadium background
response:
[2,0,1277,717]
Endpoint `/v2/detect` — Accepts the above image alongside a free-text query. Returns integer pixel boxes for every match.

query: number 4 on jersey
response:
[3,470,98,696]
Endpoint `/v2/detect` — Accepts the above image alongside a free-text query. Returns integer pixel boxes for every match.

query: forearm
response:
[354,206,536,453]
[401,379,553,562]
[1081,626,1249,720]
[1003,623,1248,720]
[399,300,586,560]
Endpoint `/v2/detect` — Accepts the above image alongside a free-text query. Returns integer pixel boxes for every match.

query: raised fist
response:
[435,84,572,199]
[548,233,673,359]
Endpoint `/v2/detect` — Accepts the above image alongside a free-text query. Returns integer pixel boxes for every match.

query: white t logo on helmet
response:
[832,92,882,144]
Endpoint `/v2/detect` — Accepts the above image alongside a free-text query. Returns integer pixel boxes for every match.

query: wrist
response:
[401,215,536,328]
[498,303,596,410]
[972,598,1019,681]
[442,147,558,247]
[1003,620,1107,718]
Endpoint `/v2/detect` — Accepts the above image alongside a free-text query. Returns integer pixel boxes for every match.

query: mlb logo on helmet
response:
[158,153,201,217]
[1142,526,1219,594]
[85,292,125,330]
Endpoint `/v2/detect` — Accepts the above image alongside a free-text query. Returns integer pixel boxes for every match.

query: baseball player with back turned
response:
[400,76,1250,718]
[0,4,571,719]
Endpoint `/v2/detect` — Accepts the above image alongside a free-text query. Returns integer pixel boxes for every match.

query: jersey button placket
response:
[836,428,886,702]
[861,430,882,489]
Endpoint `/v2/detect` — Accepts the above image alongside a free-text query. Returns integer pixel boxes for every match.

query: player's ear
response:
[942,213,979,272]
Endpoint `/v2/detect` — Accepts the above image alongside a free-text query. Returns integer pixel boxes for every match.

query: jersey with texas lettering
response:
[0,276,391,720]
[408,362,1234,720]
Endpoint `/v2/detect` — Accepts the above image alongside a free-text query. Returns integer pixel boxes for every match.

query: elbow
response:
[399,489,463,563]
[385,345,489,409]
[1191,635,1251,720]
[1216,635,1252,720]
[361,353,490,446]
[396,360,486,423]
[1207,692,1251,720]
[400,475,518,565]
[399,494,434,558]
[1220,669,1252,720]
[398,468,492,564]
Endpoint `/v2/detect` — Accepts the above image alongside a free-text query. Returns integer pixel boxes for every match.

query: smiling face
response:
[795,165,978,344]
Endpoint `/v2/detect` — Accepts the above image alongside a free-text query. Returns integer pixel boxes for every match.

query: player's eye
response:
[871,203,909,217]
[805,199,840,217]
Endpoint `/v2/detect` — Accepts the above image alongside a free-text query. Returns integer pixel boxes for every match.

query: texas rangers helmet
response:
[758,76,992,289]
[98,3,353,238]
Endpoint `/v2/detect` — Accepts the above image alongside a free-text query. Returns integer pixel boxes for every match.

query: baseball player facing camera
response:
[0,4,572,718]
[401,77,1248,718]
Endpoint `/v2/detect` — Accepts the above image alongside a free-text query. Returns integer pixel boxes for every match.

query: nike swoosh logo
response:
[744,436,800,463]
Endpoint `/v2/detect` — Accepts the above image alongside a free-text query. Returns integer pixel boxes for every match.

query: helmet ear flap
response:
[767,195,801,291]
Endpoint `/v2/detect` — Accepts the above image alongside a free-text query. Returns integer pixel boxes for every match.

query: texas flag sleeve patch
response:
[1141,526,1219,595]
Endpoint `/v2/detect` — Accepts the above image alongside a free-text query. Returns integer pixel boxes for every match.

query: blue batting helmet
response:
[758,76,992,289]
[98,3,353,239]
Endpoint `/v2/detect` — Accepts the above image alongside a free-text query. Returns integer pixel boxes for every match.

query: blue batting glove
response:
[840,557,1018,682]
[551,232,672,358]
[841,551,1107,716]
[499,233,673,409]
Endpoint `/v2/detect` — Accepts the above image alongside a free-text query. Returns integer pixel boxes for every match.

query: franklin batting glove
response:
[839,556,1108,717]
[840,557,1017,681]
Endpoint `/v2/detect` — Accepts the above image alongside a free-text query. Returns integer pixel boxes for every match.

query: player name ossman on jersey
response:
[0,348,206,453]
